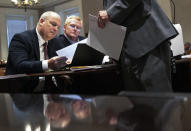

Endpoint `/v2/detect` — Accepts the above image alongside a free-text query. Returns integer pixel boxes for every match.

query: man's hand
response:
[48,56,70,70]
[97,10,110,28]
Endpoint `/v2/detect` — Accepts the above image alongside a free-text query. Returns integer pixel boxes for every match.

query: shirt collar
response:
[64,33,79,44]
[36,28,47,46]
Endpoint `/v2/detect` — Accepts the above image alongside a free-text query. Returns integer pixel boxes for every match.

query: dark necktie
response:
[43,42,49,60]
[42,42,57,91]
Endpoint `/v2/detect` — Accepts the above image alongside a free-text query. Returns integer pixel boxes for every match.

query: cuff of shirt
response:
[42,60,49,71]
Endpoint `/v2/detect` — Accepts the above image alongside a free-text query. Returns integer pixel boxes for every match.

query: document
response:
[87,14,126,60]
[56,38,87,61]
[170,24,185,56]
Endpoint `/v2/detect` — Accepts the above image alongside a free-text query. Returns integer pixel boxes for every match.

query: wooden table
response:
[172,58,191,92]
[1,93,191,131]
[0,64,123,94]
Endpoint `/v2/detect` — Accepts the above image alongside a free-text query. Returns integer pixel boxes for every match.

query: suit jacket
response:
[10,94,45,125]
[5,29,44,91]
[48,34,85,58]
[104,0,178,58]
[116,94,184,131]
[6,29,43,75]
[11,94,44,113]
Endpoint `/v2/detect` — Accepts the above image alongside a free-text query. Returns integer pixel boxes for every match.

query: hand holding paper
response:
[97,10,110,28]
[56,38,88,62]
[87,14,126,60]
[48,56,69,70]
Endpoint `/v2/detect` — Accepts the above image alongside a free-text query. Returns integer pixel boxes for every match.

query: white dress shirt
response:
[36,28,49,71]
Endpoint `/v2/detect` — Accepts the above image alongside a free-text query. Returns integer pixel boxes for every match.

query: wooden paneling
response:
[0,68,5,76]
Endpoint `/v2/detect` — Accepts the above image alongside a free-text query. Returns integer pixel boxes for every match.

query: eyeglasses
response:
[68,24,81,31]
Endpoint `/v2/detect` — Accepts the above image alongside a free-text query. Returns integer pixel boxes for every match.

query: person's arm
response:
[107,0,142,24]
[9,34,69,74]
[98,0,142,27]
[8,34,43,74]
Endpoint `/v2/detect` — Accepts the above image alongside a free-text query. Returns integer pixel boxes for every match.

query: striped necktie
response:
[43,42,49,60]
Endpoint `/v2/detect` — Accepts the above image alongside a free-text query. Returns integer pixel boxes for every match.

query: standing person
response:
[6,11,68,92]
[97,0,178,92]
[48,15,85,58]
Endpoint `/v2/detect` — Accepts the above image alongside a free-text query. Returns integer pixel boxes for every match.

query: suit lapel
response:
[31,29,40,60]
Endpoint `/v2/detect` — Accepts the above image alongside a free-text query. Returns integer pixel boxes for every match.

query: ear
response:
[39,18,46,26]
[63,24,66,31]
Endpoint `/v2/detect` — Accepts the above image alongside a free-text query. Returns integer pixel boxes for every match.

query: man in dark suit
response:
[48,15,85,58]
[47,16,85,91]
[6,11,68,92]
[97,0,178,92]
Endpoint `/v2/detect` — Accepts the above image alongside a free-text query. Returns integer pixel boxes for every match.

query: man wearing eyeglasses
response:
[48,15,85,57]
[64,16,84,43]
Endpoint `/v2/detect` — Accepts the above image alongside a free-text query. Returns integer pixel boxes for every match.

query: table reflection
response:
[0,93,190,131]
[44,95,92,128]
[1,94,134,131]
[45,101,71,128]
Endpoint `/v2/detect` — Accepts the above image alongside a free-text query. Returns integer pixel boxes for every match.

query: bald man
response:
[6,11,68,92]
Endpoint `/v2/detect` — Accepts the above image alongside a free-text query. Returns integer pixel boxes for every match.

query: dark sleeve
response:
[8,34,43,74]
[10,94,44,113]
[48,38,59,58]
[79,36,86,41]
[106,0,142,24]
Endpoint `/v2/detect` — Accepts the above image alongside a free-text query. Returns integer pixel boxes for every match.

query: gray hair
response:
[39,11,60,20]
[64,15,82,25]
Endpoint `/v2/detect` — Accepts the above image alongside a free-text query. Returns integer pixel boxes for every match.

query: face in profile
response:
[71,100,91,120]
[45,102,71,128]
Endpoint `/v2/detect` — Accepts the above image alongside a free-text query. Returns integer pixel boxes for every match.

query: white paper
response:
[77,38,87,44]
[87,14,126,60]
[56,38,87,61]
[170,24,185,56]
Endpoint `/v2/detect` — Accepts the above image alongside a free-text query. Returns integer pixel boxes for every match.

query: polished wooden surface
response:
[0,93,191,131]
[176,58,191,64]
[0,67,5,76]
[0,64,118,79]
[0,64,123,93]
[2,59,191,93]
